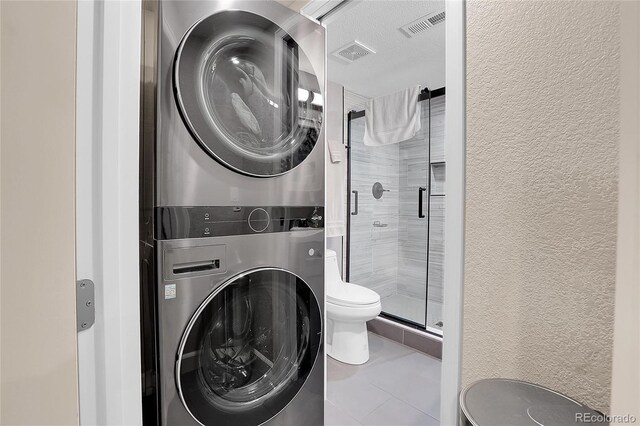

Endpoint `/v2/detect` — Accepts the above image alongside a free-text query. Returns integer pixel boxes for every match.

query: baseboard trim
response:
[368,317,443,360]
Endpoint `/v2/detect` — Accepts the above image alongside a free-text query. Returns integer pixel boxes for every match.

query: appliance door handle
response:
[351,190,359,215]
[418,187,427,218]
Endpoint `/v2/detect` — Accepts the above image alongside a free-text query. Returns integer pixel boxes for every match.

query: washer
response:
[141,212,324,425]
[140,0,325,238]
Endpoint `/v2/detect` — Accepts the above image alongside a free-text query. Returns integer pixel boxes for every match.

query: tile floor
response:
[325,333,441,426]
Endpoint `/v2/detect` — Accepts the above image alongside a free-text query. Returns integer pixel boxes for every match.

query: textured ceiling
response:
[325,0,445,98]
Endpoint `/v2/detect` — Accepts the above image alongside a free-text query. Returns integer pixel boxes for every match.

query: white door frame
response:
[74,1,467,424]
[318,1,468,424]
[76,1,143,424]
[440,1,466,425]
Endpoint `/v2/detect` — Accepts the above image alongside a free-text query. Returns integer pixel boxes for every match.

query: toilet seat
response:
[327,283,380,307]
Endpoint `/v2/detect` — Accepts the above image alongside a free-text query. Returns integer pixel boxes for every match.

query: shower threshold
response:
[368,315,443,359]
[381,293,443,336]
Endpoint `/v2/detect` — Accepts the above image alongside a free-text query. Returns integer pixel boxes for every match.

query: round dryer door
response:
[176,268,322,425]
[174,10,323,177]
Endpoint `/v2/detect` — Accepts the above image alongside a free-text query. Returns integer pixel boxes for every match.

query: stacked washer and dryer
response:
[139,1,325,425]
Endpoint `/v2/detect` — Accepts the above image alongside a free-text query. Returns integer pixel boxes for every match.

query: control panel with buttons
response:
[155,206,324,240]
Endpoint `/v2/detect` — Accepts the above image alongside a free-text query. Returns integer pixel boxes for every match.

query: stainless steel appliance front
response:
[155,230,324,425]
[142,0,325,216]
[140,2,326,424]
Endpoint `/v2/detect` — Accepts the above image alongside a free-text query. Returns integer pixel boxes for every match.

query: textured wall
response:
[463,0,620,412]
[1,1,79,424]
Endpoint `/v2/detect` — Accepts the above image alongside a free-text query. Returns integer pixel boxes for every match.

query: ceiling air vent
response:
[399,10,446,38]
[332,41,376,63]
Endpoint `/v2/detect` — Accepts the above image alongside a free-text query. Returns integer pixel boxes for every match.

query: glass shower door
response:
[346,103,430,328]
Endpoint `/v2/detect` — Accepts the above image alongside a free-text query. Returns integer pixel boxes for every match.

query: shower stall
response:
[346,88,445,336]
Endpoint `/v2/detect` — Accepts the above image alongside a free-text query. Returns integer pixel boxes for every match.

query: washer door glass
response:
[177,269,322,425]
[175,10,323,177]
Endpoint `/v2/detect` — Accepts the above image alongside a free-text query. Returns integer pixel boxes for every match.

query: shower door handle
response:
[418,187,427,218]
[351,190,358,215]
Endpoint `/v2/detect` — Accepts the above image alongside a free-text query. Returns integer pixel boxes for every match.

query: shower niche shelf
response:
[430,162,446,196]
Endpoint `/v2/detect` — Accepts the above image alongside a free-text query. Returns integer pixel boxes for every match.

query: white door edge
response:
[76,1,143,424]
[441,1,467,425]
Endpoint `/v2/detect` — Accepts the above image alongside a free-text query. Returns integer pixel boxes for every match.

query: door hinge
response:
[76,279,95,332]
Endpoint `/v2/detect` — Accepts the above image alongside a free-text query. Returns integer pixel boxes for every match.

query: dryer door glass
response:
[175,10,323,177]
[177,268,322,425]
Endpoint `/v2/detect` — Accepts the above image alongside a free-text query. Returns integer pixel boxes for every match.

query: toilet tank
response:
[325,250,343,292]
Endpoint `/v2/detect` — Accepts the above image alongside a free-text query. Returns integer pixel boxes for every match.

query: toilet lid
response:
[327,283,380,307]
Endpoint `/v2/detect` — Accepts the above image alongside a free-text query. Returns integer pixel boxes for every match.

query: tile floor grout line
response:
[363,374,440,421]
[327,333,442,425]
[326,368,393,423]
[364,336,442,420]
[325,400,364,426]
[359,396,440,426]
[357,388,393,421]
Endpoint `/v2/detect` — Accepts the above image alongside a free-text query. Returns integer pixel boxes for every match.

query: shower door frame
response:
[345,87,445,334]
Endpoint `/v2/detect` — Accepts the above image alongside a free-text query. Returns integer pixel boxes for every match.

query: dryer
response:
[140,0,326,243]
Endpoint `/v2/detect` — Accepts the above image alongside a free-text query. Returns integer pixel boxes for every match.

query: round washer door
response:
[176,268,322,425]
[174,10,323,177]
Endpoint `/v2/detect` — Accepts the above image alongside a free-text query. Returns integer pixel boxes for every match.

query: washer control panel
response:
[155,206,324,240]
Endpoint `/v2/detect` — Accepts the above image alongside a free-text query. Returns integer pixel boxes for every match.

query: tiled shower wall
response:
[347,94,446,312]
[348,118,400,298]
[426,96,446,306]
[396,101,430,299]
[397,96,446,304]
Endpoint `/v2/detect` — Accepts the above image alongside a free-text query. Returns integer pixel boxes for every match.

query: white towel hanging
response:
[328,138,344,163]
[363,85,421,146]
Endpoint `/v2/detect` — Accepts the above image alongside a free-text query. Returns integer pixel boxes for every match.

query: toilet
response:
[325,249,382,365]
